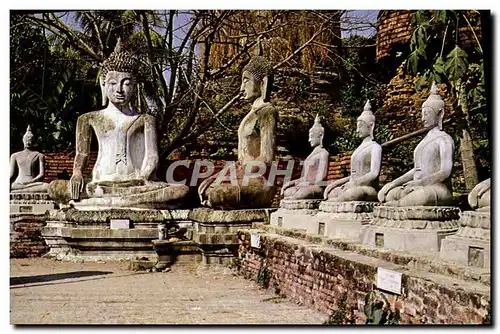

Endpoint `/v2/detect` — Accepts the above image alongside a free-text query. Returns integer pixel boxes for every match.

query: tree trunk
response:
[457,78,479,192]
[460,128,479,192]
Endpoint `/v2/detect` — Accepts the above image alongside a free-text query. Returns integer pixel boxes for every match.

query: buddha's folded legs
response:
[385,183,452,207]
[283,185,323,200]
[86,181,167,198]
[203,176,275,209]
[11,182,49,193]
[327,185,377,202]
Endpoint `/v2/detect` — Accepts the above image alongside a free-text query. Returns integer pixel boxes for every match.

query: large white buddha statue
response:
[324,100,382,202]
[377,81,455,207]
[67,40,189,209]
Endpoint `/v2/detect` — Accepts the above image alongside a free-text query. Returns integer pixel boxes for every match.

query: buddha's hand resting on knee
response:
[378,182,394,202]
[69,173,84,200]
[280,181,294,196]
[323,180,342,199]
[401,180,422,192]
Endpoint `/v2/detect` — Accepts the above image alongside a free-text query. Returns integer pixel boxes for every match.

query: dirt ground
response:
[10,258,327,325]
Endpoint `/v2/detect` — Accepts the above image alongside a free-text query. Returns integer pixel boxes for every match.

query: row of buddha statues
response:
[9,41,490,213]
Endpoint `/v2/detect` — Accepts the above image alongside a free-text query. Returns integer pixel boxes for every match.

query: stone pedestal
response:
[10,193,55,215]
[189,208,272,265]
[315,201,378,241]
[270,199,322,233]
[363,206,459,252]
[440,210,491,268]
[41,207,192,261]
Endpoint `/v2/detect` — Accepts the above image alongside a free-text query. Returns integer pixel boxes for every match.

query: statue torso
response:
[350,140,380,183]
[413,130,454,181]
[87,110,145,182]
[303,146,329,183]
[238,103,275,165]
[12,150,42,184]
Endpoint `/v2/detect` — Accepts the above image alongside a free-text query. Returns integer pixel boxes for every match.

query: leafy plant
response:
[364,290,401,325]
[256,266,272,288]
[406,10,488,191]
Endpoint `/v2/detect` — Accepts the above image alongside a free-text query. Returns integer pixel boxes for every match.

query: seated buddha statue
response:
[281,115,329,199]
[378,81,455,207]
[323,100,382,202]
[67,40,189,209]
[198,56,277,209]
[468,178,490,212]
[10,126,49,193]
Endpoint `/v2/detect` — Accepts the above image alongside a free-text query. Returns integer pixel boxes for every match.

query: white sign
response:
[250,230,260,248]
[110,219,130,229]
[377,267,402,294]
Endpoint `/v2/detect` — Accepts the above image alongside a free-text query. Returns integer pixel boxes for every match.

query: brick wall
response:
[10,217,48,258]
[43,150,97,183]
[237,231,490,324]
[376,11,415,60]
[376,10,483,61]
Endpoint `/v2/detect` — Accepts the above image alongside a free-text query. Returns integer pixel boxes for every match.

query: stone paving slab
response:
[10,258,326,325]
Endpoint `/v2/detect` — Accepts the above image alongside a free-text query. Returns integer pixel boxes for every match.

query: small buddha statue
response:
[281,115,329,199]
[67,40,189,208]
[198,56,277,209]
[468,178,490,212]
[378,81,455,207]
[10,126,49,193]
[323,100,382,202]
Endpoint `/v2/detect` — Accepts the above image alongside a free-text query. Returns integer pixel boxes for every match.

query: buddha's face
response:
[422,106,440,128]
[308,131,322,147]
[105,71,136,106]
[356,119,371,138]
[23,135,33,148]
[240,71,261,102]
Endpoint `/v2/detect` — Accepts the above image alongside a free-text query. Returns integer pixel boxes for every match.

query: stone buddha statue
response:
[324,100,382,202]
[281,115,329,199]
[67,40,189,209]
[378,81,454,207]
[198,56,277,209]
[10,126,49,193]
[468,178,490,212]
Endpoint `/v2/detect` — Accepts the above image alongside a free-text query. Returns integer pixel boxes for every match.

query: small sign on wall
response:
[377,267,402,295]
[110,219,130,229]
[250,230,260,248]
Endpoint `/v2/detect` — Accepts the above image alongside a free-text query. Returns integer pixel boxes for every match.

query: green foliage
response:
[364,290,401,325]
[444,46,469,81]
[256,266,272,288]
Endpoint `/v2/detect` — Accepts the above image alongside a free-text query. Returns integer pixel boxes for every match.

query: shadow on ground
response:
[10,271,113,286]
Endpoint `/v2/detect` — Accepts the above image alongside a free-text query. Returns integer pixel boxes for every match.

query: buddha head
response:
[100,38,140,107]
[422,81,445,130]
[22,125,33,148]
[357,100,375,140]
[240,56,273,103]
[308,114,324,148]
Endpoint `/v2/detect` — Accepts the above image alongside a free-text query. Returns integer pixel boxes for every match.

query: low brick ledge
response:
[249,225,490,286]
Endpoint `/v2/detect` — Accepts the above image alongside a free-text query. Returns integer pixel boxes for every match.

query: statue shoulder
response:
[141,113,156,124]
[257,102,277,117]
[77,110,100,122]
[437,131,455,146]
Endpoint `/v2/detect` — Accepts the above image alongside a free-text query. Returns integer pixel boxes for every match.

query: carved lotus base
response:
[41,207,192,261]
[279,199,322,210]
[315,201,379,242]
[363,206,460,252]
[10,193,55,215]
[440,211,491,269]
